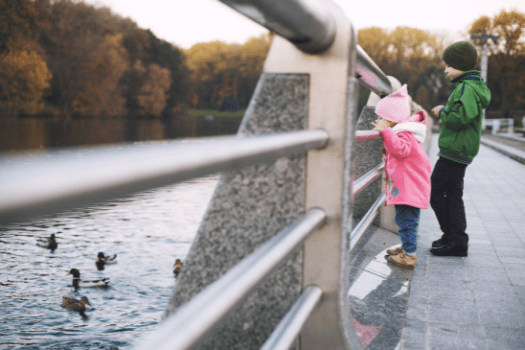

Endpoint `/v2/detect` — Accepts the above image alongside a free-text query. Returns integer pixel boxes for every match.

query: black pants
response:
[430,157,469,244]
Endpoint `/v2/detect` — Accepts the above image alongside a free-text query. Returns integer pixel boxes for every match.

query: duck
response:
[67,268,110,290]
[96,252,117,270]
[62,295,92,311]
[36,233,58,251]
[62,295,92,318]
[173,259,183,277]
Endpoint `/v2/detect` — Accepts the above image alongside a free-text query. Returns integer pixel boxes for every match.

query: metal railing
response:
[134,209,326,350]
[0,130,327,225]
[0,0,408,349]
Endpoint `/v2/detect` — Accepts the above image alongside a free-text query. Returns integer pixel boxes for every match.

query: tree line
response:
[1,0,523,123]
[0,0,270,120]
[358,10,525,121]
[469,10,525,119]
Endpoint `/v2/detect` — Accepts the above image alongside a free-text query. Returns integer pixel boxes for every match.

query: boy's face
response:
[444,64,464,79]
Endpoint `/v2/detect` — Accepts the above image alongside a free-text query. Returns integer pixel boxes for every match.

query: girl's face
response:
[444,64,463,79]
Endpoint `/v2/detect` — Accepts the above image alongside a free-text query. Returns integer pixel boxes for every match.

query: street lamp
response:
[470,33,499,123]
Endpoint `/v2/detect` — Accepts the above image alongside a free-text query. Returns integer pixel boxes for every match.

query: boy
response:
[430,41,491,257]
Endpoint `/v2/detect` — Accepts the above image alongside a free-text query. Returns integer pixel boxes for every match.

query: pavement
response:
[399,133,525,350]
[347,132,525,350]
[480,135,525,165]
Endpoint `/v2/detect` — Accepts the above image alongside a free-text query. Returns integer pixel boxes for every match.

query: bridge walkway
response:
[399,133,525,350]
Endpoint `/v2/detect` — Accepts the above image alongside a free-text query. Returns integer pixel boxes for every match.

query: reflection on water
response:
[0,175,218,349]
[0,116,241,152]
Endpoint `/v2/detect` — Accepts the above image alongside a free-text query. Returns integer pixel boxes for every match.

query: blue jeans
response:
[395,205,420,254]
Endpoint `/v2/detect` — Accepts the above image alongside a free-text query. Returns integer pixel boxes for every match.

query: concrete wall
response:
[353,106,383,226]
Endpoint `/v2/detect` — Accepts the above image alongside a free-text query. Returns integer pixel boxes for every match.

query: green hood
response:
[451,70,491,109]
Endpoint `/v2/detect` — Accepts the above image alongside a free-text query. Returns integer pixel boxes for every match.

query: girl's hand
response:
[372,119,391,132]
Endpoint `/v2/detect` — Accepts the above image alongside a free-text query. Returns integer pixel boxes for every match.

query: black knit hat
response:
[442,41,478,71]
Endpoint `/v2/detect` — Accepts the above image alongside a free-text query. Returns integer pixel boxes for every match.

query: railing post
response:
[263,1,362,348]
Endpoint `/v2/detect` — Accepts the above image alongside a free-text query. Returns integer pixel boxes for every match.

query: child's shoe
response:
[387,253,417,270]
[386,245,403,256]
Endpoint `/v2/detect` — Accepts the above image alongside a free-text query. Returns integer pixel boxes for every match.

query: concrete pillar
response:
[164,73,309,350]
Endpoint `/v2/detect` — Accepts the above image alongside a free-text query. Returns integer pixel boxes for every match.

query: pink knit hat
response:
[375,85,411,124]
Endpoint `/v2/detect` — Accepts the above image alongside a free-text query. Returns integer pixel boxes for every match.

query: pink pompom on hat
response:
[375,84,411,124]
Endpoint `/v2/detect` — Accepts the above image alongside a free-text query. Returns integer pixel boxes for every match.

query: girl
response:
[371,85,432,270]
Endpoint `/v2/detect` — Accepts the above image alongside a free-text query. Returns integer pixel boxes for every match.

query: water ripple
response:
[0,175,218,349]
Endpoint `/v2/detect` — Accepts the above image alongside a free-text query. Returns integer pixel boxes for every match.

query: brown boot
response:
[386,245,403,256]
[387,252,417,270]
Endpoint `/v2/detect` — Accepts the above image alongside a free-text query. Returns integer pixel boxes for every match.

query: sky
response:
[83,0,525,49]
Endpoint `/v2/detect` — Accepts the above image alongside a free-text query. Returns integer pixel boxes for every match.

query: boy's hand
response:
[372,119,391,132]
[432,105,445,118]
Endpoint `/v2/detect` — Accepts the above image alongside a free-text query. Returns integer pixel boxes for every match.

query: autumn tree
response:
[85,33,129,117]
[184,34,272,111]
[0,0,38,52]
[469,10,525,119]
[358,27,449,112]
[37,0,119,118]
[32,0,189,119]
[135,62,172,117]
[0,0,51,117]
[0,50,51,117]
[119,28,188,118]
[237,35,272,108]
[145,30,189,116]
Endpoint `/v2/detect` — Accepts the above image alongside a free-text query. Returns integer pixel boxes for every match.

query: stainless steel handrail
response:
[356,130,381,142]
[349,193,386,251]
[132,209,326,350]
[219,0,336,53]
[220,0,392,94]
[356,45,393,97]
[260,285,323,350]
[353,163,384,197]
[0,130,328,225]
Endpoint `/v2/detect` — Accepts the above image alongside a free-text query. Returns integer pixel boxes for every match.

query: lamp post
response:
[470,33,499,123]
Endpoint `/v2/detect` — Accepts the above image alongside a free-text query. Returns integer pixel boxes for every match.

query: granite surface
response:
[165,73,309,350]
[353,106,383,224]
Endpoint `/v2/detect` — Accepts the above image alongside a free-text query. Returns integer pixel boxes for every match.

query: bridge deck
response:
[400,133,525,350]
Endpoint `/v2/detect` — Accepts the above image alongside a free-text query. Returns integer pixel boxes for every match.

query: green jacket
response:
[438,70,491,164]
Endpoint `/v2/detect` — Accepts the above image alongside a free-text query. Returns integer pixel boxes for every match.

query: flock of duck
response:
[36,233,184,318]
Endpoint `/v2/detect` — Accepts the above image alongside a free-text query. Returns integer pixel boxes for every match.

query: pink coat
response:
[380,111,431,209]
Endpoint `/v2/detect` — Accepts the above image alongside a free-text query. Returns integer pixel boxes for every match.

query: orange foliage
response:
[136,63,172,117]
[84,33,129,117]
[184,34,272,110]
[0,50,51,116]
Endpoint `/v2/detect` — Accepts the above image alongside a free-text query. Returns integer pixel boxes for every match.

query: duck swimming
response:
[36,234,58,251]
[62,295,92,311]
[173,259,183,277]
[67,268,109,290]
[62,295,92,318]
[96,252,117,270]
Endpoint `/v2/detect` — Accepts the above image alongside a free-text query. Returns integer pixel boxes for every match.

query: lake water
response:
[0,117,241,152]
[0,175,218,349]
